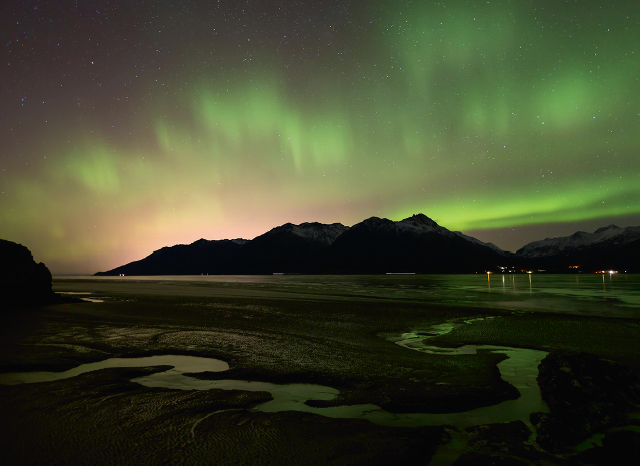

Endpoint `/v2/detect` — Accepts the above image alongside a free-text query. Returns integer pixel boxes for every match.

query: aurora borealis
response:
[2,1,639,274]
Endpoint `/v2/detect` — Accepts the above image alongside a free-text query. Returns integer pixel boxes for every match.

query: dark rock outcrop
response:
[453,421,557,465]
[530,352,640,452]
[0,239,56,307]
[571,429,640,465]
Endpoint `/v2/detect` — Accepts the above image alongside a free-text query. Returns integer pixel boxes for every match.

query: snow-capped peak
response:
[396,214,454,237]
[516,225,640,258]
[593,224,622,235]
[268,222,349,245]
[453,231,507,254]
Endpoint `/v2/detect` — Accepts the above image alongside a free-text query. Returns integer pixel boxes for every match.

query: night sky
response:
[2,1,639,274]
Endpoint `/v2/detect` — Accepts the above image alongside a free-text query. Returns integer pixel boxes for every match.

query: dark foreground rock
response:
[571,430,640,465]
[1,239,57,307]
[0,239,81,308]
[453,421,557,465]
[530,352,640,452]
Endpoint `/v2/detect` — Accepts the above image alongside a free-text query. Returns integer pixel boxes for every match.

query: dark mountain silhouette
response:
[94,215,640,276]
[453,231,507,255]
[96,222,350,276]
[236,222,349,274]
[98,238,248,276]
[516,225,640,258]
[327,214,505,273]
[515,225,640,272]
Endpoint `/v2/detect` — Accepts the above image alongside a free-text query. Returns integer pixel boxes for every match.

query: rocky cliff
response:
[0,239,57,307]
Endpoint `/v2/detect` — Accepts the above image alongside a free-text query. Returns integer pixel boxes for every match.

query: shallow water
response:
[0,355,229,385]
[57,291,105,303]
[0,336,548,429]
[385,321,548,427]
[56,273,640,317]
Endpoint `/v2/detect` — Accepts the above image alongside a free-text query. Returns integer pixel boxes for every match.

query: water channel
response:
[0,321,548,429]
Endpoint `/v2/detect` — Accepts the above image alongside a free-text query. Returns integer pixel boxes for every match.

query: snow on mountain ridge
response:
[268,222,349,245]
[517,225,640,258]
[594,224,622,235]
[354,214,455,238]
[190,238,248,246]
[396,214,456,238]
[453,231,507,254]
[290,222,349,245]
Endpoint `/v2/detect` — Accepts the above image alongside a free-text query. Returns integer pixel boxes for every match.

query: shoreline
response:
[1,276,638,463]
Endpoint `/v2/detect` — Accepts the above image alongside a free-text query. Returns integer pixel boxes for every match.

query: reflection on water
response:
[56,274,640,316]
[385,321,548,428]
[0,337,548,429]
[0,355,229,385]
[483,273,639,309]
[57,291,104,303]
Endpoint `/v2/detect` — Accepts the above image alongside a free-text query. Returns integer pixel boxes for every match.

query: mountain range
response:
[95,214,640,275]
[515,224,640,272]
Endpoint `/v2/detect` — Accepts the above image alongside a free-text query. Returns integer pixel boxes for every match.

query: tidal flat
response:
[1,274,639,464]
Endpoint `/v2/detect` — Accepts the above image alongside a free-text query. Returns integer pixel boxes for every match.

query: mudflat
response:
[1,275,638,464]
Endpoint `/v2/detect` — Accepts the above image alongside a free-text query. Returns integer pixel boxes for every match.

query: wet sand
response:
[1,276,639,464]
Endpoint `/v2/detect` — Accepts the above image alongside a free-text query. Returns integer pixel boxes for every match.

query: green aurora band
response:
[1,1,638,272]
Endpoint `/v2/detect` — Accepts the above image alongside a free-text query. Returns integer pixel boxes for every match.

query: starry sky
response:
[1,0,639,274]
